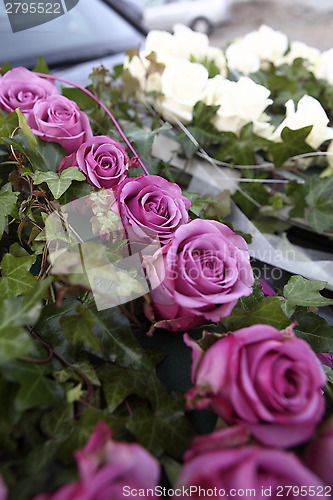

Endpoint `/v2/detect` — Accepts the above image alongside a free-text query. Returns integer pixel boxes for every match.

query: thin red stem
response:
[34,72,150,176]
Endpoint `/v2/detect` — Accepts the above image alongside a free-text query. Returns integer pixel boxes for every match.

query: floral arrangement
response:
[0,24,332,500]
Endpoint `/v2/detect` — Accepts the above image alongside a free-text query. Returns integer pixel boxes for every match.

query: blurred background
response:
[209,0,333,50]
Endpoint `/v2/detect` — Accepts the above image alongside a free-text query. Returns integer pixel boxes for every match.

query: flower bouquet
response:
[0,23,332,500]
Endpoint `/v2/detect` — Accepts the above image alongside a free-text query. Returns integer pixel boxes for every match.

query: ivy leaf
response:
[282,275,333,316]
[192,101,220,129]
[0,183,19,238]
[0,253,37,298]
[124,122,172,171]
[60,305,101,354]
[0,279,52,363]
[90,306,153,371]
[34,167,86,199]
[34,138,67,173]
[238,276,265,312]
[2,360,64,411]
[216,124,271,165]
[126,394,195,459]
[268,126,314,168]
[40,404,75,439]
[223,297,291,331]
[97,364,147,413]
[291,306,333,352]
[285,180,308,218]
[305,176,333,233]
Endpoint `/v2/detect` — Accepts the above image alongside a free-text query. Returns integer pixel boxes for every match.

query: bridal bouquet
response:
[0,24,332,500]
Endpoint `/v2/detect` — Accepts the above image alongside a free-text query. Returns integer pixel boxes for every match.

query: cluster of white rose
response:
[125,24,333,161]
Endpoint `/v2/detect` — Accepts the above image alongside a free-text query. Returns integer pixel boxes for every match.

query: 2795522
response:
[5,2,61,14]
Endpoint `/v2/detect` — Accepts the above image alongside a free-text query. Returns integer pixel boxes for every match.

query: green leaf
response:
[62,87,95,111]
[60,305,101,354]
[97,364,148,413]
[34,167,86,199]
[0,279,52,363]
[0,109,19,137]
[90,306,153,371]
[15,109,38,151]
[223,297,291,331]
[2,360,64,411]
[32,55,51,75]
[35,138,67,173]
[0,183,19,238]
[238,276,265,312]
[192,101,220,129]
[126,397,195,459]
[0,253,37,298]
[124,122,172,170]
[291,306,333,352]
[183,191,219,218]
[0,62,12,75]
[305,176,333,233]
[216,124,271,166]
[41,404,75,439]
[282,275,333,316]
[268,126,314,168]
[285,180,308,218]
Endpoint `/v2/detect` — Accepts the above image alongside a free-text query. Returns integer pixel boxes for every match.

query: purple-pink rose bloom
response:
[185,324,327,447]
[144,219,254,331]
[0,67,58,115]
[176,433,324,499]
[27,95,93,154]
[304,414,333,487]
[34,420,160,500]
[114,175,191,246]
[59,135,130,189]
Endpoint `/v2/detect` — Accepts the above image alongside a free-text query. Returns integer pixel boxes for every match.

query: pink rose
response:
[59,135,130,189]
[27,95,93,154]
[144,219,254,331]
[114,175,191,246]
[185,324,327,447]
[304,414,333,487]
[0,67,58,115]
[0,476,7,500]
[176,432,324,499]
[34,421,160,500]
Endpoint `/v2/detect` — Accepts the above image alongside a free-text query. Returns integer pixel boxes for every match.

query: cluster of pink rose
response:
[0,66,256,331]
[0,67,332,499]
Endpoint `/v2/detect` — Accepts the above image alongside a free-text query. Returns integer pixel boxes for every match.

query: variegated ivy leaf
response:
[34,167,86,199]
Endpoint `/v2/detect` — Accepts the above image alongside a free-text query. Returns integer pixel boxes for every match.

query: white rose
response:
[226,41,260,75]
[145,30,178,59]
[124,50,150,85]
[277,41,320,68]
[269,95,333,149]
[242,25,288,65]
[314,48,333,85]
[205,76,273,135]
[172,23,210,59]
[205,46,228,78]
[124,50,162,98]
[158,58,209,123]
